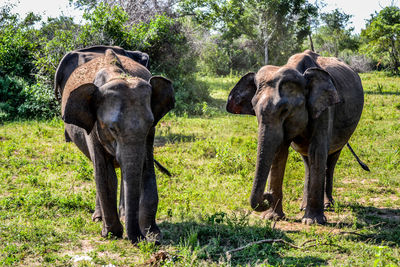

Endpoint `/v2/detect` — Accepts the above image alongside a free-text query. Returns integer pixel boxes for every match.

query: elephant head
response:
[61,50,174,241]
[227,66,341,212]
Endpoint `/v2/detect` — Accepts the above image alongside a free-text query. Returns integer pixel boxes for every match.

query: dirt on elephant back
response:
[61,53,151,116]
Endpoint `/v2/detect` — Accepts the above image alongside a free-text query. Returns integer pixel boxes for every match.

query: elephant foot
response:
[301,211,327,225]
[101,221,123,238]
[260,209,285,221]
[128,231,146,245]
[143,224,162,245]
[92,209,102,222]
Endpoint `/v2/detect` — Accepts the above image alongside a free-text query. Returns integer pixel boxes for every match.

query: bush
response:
[0,2,211,119]
[198,37,261,76]
[339,50,375,73]
[18,82,59,119]
[0,76,28,121]
[173,76,211,115]
[0,12,38,81]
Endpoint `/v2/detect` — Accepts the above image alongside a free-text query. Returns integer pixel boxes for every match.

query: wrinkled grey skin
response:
[226,50,364,225]
[54,45,150,101]
[55,48,174,243]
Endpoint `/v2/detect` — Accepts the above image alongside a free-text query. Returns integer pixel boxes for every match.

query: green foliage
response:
[0,2,209,119]
[17,83,59,119]
[0,5,59,121]
[313,8,359,57]
[180,0,318,69]
[0,76,28,121]
[0,10,39,80]
[361,6,400,74]
[199,37,260,76]
[129,15,194,78]
[173,75,211,115]
[34,17,80,82]
[80,2,130,47]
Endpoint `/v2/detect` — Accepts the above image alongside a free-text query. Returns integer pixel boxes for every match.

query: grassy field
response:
[0,72,399,266]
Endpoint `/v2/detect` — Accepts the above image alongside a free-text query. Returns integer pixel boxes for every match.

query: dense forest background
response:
[0,0,399,121]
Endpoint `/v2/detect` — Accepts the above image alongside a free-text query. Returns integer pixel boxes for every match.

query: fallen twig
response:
[225,222,386,257]
[337,222,385,237]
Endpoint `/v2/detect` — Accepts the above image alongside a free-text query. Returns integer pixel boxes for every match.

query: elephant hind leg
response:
[300,155,310,211]
[119,176,125,221]
[92,193,102,222]
[324,149,341,210]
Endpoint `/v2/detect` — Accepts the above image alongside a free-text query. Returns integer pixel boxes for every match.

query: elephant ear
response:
[62,83,98,134]
[303,68,342,119]
[226,72,256,115]
[150,76,175,126]
[124,50,150,70]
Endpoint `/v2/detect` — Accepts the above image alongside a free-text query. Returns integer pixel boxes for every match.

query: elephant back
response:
[61,52,151,117]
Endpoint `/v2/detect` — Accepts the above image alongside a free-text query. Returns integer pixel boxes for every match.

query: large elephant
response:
[226,50,366,225]
[55,47,174,243]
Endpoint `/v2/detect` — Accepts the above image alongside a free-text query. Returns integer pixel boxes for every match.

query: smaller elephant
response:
[227,50,368,225]
[55,47,174,243]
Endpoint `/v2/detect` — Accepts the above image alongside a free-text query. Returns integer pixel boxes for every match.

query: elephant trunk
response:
[250,124,282,211]
[118,142,146,242]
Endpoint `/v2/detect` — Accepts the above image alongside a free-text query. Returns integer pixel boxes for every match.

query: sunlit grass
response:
[0,72,399,265]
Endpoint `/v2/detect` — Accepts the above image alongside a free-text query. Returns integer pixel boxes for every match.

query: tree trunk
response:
[390,38,400,74]
[264,39,269,65]
[308,34,315,52]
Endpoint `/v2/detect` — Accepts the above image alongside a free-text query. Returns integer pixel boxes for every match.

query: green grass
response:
[0,72,399,266]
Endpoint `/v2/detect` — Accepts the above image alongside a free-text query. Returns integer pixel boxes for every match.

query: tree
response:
[361,6,400,74]
[313,8,358,57]
[71,0,178,24]
[179,0,318,65]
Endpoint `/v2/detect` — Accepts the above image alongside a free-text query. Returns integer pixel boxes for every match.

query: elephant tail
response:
[154,159,172,176]
[346,143,370,171]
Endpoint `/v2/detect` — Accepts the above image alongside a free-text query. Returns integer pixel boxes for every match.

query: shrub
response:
[173,76,211,115]
[339,50,375,73]
[18,82,59,119]
[0,76,28,121]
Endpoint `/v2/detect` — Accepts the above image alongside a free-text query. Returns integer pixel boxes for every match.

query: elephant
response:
[226,50,367,225]
[55,47,174,243]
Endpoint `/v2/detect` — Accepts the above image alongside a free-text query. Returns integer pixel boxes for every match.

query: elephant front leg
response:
[139,128,161,242]
[95,158,123,238]
[139,162,161,243]
[302,142,328,225]
[261,143,289,221]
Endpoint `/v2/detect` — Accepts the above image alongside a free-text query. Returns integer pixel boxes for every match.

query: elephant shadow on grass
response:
[154,133,196,147]
[364,90,400,96]
[347,204,400,246]
[157,216,326,266]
